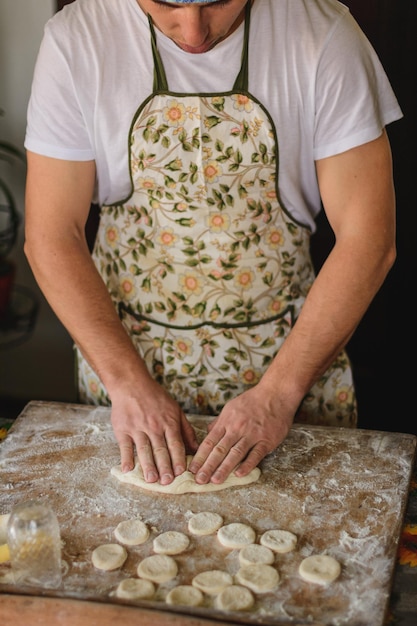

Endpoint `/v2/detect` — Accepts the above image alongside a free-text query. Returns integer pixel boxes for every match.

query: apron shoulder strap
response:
[148,15,169,92]
[233,1,251,92]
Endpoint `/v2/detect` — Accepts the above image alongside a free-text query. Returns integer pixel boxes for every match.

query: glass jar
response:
[7,500,62,588]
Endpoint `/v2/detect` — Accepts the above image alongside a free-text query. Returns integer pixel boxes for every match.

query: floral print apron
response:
[76,3,357,428]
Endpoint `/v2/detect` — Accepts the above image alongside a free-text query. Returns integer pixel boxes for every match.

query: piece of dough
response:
[239,543,275,566]
[137,554,178,583]
[92,543,127,571]
[217,523,256,549]
[188,512,223,536]
[153,531,190,555]
[111,456,261,494]
[114,519,150,546]
[260,529,297,553]
[192,569,233,595]
[298,554,341,585]
[235,564,280,593]
[116,577,156,600]
[166,585,204,607]
[215,584,255,611]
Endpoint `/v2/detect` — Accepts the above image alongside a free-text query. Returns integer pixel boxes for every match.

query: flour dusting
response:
[0,401,415,626]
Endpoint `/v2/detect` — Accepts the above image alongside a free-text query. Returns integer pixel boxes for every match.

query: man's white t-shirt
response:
[25,0,403,230]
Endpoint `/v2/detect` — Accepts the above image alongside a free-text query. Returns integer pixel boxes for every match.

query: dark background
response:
[42,1,417,435]
[324,0,416,435]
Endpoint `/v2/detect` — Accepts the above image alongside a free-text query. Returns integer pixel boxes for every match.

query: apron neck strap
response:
[148,0,251,93]
[233,0,251,92]
[148,15,169,92]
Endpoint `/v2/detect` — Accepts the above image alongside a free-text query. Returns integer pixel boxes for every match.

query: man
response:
[24,0,402,486]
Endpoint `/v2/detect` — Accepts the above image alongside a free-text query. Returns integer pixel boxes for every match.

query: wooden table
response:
[0,594,236,626]
[1,401,417,626]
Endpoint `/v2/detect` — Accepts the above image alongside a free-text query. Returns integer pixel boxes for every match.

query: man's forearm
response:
[24,234,151,394]
[260,234,395,402]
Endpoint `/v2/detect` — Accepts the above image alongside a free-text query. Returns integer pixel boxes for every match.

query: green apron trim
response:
[148,15,169,92]
[233,1,251,91]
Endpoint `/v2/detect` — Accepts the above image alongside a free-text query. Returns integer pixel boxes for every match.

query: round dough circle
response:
[114,519,150,546]
[166,585,204,607]
[215,584,255,611]
[92,543,127,571]
[153,531,190,555]
[192,569,233,595]
[239,543,275,566]
[188,512,224,536]
[115,578,156,600]
[217,523,256,549]
[235,564,280,593]
[298,554,341,585]
[137,554,178,583]
[260,529,297,553]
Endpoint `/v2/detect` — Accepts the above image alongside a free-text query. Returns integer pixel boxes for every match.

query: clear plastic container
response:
[7,500,62,588]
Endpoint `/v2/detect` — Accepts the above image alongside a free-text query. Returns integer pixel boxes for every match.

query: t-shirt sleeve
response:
[313,11,403,160]
[24,19,95,161]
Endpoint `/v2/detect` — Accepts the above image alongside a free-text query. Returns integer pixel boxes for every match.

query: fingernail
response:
[196,472,208,484]
[146,471,158,482]
[122,463,133,473]
[160,473,173,485]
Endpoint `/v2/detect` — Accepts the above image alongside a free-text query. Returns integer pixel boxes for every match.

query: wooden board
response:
[0,401,416,626]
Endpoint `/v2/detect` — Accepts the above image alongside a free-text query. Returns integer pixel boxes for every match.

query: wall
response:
[340,0,416,434]
[0,0,77,417]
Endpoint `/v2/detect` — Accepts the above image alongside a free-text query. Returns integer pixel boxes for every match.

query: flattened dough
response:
[217,522,256,549]
[137,554,178,583]
[188,511,223,536]
[215,585,255,611]
[92,543,127,571]
[235,564,280,593]
[114,519,150,546]
[153,531,190,555]
[260,529,297,553]
[192,569,233,595]
[116,578,156,600]
[298,554,341,585]
[166,585,204,607]
[111,456,261,494]
[239,544,275,566]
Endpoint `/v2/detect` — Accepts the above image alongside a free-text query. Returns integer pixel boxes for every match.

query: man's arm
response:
[189,130,396,484]
[24,152,198,482]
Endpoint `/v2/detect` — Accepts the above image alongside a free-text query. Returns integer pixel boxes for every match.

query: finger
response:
[191,434,248,485]
[118,438,135,474]
[207,438,251,484]
[149,440,177,485]
[188,433,221,477]
[233,443,270,477]
[164,430,188,477]
[180,414,199,454]
[134,435,160,483]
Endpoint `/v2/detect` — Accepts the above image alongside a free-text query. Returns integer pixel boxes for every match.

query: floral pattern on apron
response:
[76,3,357,428]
